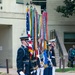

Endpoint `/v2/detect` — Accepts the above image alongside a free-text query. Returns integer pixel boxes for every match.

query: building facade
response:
[0,0,41,68]
[47,0,75,51]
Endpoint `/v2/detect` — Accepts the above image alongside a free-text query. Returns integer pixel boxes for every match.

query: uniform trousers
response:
[36,67,44,75]
[44,67,52,75]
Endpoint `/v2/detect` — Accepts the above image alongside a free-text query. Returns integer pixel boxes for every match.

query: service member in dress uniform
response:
[47,43,55,75]
[49,39,56,66]
[16,36,30,75]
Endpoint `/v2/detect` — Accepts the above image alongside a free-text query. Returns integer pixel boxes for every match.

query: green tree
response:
[56,0,75,18]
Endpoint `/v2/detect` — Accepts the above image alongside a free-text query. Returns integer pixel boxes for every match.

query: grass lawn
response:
[56,67,75,72]
[0,72,2,74]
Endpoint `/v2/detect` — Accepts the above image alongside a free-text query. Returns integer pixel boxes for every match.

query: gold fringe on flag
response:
[44,40,47,50]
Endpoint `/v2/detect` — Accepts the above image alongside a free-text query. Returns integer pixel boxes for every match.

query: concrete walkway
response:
[56,72,75,75]
[0,68,75,75]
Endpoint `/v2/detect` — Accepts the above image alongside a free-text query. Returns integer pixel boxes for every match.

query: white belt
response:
[52,56,55,58]
[31,70,36,74]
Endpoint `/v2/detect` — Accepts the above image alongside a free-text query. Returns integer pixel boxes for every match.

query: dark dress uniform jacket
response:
[50,46,56,66]
[16,45,30,73]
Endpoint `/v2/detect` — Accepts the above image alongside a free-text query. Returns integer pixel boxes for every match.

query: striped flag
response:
[26,6,33,59]
[28,31,33,58]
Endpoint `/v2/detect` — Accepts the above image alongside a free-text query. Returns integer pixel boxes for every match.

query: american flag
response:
[28,31,33,57]
[26,7,33,59]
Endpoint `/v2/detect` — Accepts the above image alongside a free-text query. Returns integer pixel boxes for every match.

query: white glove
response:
[19,71,25,75]
[47,58,51,62]
[47,58,53,66]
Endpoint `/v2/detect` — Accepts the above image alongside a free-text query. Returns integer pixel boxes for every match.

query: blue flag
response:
[26,9,30,34]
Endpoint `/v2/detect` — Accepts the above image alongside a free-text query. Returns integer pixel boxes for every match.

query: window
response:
[32,0,46,13]
[16,0,31,4]
[0,0,2,3]
[64,32,75,42]
[16,0,24,4]
[64,32,75,52]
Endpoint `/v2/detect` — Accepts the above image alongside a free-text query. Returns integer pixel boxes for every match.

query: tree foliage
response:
[56,0,75,17]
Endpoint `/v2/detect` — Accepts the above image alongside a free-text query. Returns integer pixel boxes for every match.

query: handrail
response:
[54,30,68,57]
